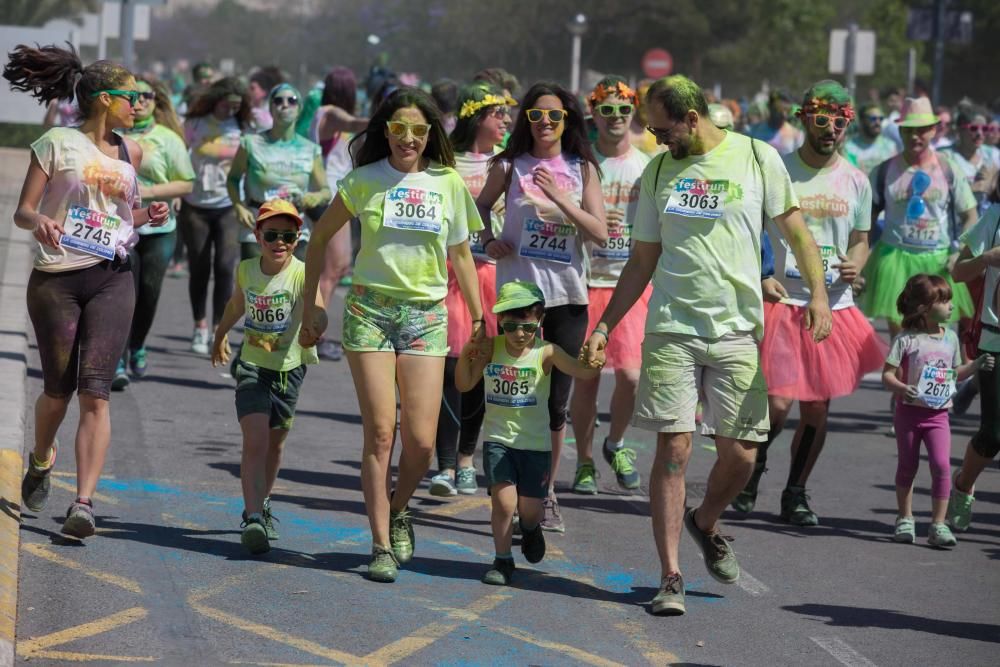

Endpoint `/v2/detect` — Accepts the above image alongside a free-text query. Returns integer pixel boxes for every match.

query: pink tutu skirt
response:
[446,260,497,357]
[760,302,888,402]
[587,285,652,370]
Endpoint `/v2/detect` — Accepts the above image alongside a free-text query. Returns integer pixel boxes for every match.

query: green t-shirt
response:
[632,132,799,340]
[481,336,551,451]
[960,206,1000,352]
[338,158,483,301]
[240,132,322,243]
[127,124,195,235]
[237,256,318,371]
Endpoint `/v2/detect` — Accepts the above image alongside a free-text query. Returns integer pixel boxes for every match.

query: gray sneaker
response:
[262,497,280,540]
[21,446,56,512]
[240,515,270,555]
[455,466,478,495]
[684,507,739,584]
[650,573,685,615]
[62,499,96,539]
[429,472,457,497]
[540,492,565,533]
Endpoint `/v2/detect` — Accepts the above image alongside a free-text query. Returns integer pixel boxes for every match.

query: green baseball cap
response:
[493,281,545,314]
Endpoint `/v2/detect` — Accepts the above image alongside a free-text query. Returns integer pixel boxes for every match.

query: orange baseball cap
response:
[255,198,303,229]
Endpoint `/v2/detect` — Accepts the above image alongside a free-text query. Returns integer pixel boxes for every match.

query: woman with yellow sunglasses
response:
[301,87,485,583]
[475,81,608,533]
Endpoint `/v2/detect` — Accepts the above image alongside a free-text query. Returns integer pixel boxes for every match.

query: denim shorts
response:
[342,285,448,356]
[234,360,306,430]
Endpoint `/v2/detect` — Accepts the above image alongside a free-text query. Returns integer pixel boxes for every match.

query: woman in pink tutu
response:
[569,77,651,494]
[733,81,888,525]
[429,82,512,497]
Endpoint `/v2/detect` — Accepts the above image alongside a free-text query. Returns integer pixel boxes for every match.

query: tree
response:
[2,0,98,27]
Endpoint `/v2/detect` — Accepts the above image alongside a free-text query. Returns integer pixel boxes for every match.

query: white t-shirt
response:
[30,127,139,272]
[183,115,242,208]
[454,150,502,263]
[586,146,650,287]
[960,206,1000,352]
[943,144,1000,215]
[768,152,872,310]
[633,132,798,340]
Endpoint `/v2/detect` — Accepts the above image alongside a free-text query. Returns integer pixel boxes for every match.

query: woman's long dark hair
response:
[3,42,131,119]
[139,76,185,142]
[185,76,252,130]
[321,66,357,113]
[450,82,505,154]
[492,81,599,177]
[350,86,454,168]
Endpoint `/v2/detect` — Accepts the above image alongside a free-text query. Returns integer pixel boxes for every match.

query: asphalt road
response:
[12,246,1000,665]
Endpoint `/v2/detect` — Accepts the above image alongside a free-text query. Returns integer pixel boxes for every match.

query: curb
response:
[0,149,31,667]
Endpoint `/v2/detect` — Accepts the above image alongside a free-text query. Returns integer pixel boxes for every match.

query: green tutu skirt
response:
[858,241,973,324]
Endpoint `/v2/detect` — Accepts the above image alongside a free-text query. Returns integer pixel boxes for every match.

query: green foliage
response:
[2,0,98,27]
[0,123,46,149]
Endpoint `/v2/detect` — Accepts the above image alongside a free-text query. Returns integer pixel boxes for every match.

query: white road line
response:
[735,570,769,596]
[811,637,878,667]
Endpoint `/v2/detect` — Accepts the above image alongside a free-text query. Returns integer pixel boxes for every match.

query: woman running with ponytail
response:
[5,44,168,537]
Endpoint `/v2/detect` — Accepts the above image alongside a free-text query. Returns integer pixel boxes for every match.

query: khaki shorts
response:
[633,331,769,442]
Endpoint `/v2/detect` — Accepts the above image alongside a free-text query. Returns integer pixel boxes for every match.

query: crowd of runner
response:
[5,43,1000,616]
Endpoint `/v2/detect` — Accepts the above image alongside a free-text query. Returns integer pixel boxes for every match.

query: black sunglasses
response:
[500,321,539,334]
[261,230,299,244]
[271,95,299,107]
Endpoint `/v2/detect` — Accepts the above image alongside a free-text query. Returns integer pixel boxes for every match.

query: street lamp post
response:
[567,13,588,94]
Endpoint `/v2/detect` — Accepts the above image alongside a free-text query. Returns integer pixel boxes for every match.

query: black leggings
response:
[972,350,1000,459]
[541,304,589,431]
[179,202,238,324]
[127,231,175,351]
[436,356,486,470]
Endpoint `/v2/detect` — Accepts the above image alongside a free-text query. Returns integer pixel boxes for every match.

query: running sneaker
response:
[368,545,399,582]
[129,347,148,378]
[166,260,188,278]
[540,492,565,533]
[390,508,415,563]
[429,472,457,497]
[731,463,766,514]
[520,522,546,563]
[482,557,515,586]
[316,339,343,362]
[780,485,819,526]
[602,440,640,490]
[928,522,957,548]
[21,445,56,512]
[947,481,975,532]
[455,466,478,495]
[892,516,915,543]
[191,327,211,356]
[62,499,96,539]
[684,507,739,584]
[650,573,685,616]
[262,497,280,540]
[572,460,599,494]
[240,514,270,555]
[111,359,129,391]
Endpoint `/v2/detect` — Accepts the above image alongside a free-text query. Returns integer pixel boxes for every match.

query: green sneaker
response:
[390,508,415,564]
[482,557,515,586]
[684,507,739,584]
[455,466,478,495]
[262,497,280,540]
[368,545,399,582]
[602,441,640,490]
[780,485,819,526]
[947,483,974,533]
[928,522,957,548]
[892,516,915,543]
[240,515,270,555]
[731,463,766,514]
[650,573,685,616]
[572,460,599,495]
[21,446,56,513]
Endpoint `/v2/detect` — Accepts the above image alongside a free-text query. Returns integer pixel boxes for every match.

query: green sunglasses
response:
[597,103,634,118]
[91,89,140,106]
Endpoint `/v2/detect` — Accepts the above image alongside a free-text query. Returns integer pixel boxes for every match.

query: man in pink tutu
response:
[584,75,832,615]
[734,80,889,526]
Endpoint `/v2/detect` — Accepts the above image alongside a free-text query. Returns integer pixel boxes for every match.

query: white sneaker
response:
[429,472,457,497]
[191,327,210,355]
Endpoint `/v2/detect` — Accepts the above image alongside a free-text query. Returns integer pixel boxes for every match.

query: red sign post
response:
[642,48,674,79]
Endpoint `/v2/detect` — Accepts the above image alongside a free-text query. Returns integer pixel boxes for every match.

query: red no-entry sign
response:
[642,48,674,78]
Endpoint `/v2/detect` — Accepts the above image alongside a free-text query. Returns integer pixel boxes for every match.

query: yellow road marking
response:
[161,512,207,531]
[489,623,626,667]
[22,542,142,593]
[420,496,490,517]
[612,620,680,665]
[51,471,116,480]
[49,477,118,505]
[23,649,154,662]
[1,448,23,644]
[363,592,512,665]
[18,606,149,656]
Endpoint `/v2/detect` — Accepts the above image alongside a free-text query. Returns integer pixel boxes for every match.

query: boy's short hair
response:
[256,199,303,229]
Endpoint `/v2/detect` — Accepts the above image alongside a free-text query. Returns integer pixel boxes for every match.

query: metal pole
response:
[120,0,136,71]
[570,34,581,94]
[932,0,946,105]
[845,22,858,101]
[907,47,917,96]
[97,2,107,61]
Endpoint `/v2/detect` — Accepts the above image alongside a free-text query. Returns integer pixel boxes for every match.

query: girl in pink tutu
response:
[735,81,888,525]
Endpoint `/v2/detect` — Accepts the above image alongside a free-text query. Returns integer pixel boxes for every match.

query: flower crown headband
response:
[458,93,516,120]
[797,97,856,121]
[589,81,638,107]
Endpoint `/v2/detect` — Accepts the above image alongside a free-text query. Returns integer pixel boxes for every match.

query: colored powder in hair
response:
[802,80,851,107]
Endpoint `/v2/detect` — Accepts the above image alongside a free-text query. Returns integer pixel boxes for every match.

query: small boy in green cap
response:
[456,280,605,585]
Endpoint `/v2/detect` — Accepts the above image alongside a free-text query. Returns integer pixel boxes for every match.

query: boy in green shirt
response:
[212,199,320,555]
